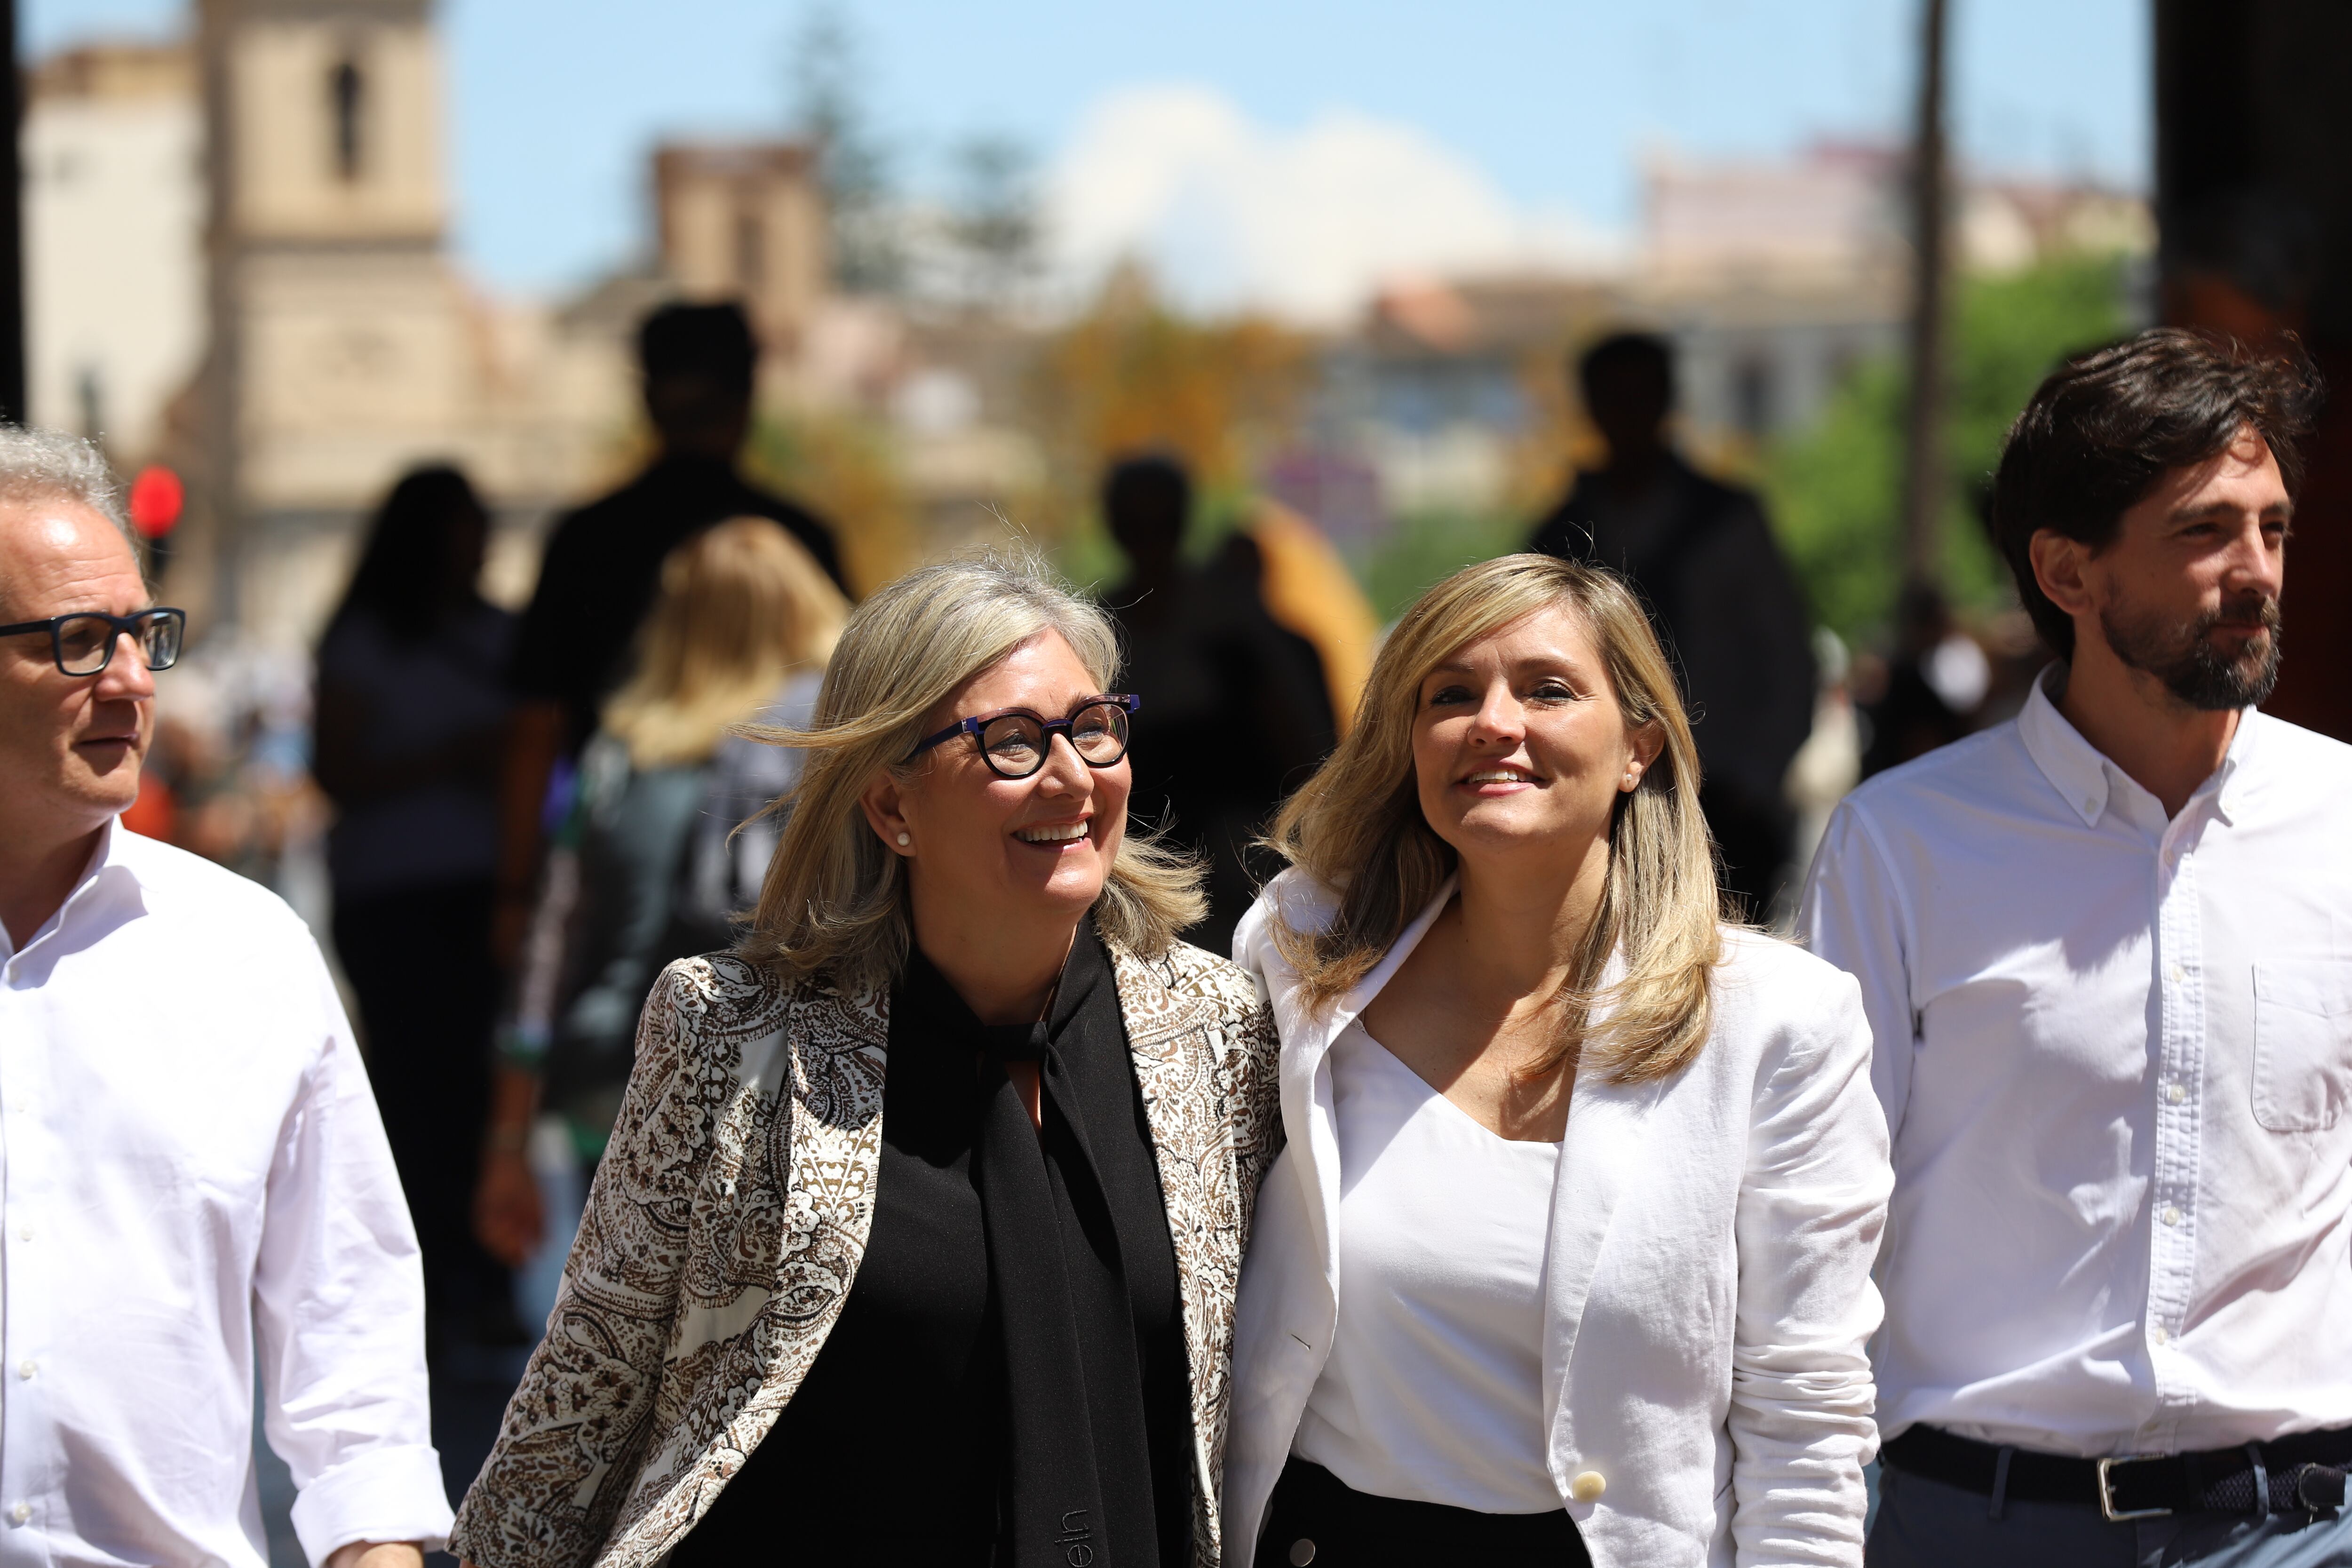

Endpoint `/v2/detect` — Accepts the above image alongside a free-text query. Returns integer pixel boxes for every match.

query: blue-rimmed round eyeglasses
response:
[907,694,1140,780]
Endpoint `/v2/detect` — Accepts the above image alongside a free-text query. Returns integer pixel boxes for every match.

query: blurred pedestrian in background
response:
[1859,581,1988,778]
[1100,453,1336,953]
[314,463,521,1355]
[494,301,842,964]
[472,517,846,1275]
[0,428,453,1568]
[1242,498,1379,736]
[1530,331,1816,917]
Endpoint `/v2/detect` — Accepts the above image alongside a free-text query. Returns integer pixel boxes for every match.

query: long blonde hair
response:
[601,517,847,768]
[1266,553,1723,1083]
[740,549,1205,992]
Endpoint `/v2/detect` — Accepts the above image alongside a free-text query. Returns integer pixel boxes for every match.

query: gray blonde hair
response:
[741,549,1205,991]
[1265,553,1723,1083]
[0,427,135,610]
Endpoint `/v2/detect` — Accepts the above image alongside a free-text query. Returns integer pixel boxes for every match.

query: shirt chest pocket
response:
[2252,964,2352,1133]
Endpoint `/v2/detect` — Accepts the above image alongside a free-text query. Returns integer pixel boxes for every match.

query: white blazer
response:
[1225,871,1891,1568]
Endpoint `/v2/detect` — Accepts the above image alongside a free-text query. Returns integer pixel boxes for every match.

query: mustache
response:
[2197,597,2281,637]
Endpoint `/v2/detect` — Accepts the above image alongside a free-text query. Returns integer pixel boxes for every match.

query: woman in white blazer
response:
[1225,555,1891,1568]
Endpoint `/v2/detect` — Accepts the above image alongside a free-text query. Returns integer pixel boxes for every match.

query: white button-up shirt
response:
[0,822,453,1566]
[1802,669,2352,1458]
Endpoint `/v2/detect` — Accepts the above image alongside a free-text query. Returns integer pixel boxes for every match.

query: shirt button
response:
[7,1503,27,1525]
[2151,1325,2171,1346]
[14,1226,27,1243]
[1288,1540,1316,1567]
[2167,1082,2188,1105]
[14,1360,32,1381]
[1570,1470,1607,1503]
[2161,1205,2182,1227]
[2167,963,2187,984]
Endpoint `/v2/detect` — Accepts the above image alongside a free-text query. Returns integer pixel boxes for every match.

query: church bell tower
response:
[195,0,469,644]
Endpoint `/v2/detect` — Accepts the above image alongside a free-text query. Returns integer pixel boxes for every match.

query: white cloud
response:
[1045,84,1622,325]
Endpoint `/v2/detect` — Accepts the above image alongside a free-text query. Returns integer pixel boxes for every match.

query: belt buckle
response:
[2097,1456,2175,1522]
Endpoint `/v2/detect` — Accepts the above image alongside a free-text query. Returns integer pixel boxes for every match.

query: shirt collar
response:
[2016,663,2262,829]
[2209,703,2261,825]
[0,817,136,968]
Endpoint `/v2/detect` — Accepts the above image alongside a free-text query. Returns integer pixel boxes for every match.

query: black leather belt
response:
[1883,1425,2352,1523]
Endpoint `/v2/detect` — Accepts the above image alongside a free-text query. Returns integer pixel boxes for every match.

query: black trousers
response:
[1254,1459,1591,1568]
[331,877,514,1350]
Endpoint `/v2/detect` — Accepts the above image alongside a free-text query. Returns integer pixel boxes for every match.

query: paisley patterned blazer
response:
[450,938,1280,1568]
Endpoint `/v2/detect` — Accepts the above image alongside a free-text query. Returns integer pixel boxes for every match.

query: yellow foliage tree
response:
[1028,264,1311,540]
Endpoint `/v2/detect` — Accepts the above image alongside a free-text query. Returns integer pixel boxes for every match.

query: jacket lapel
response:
[609,954,1250,1568]
[602,979,891,1567]
[1273,877,1457,1294]
[1538,984,1664,1487]
[1112,946,1237,1568]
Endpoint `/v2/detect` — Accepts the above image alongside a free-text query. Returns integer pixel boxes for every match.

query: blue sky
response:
[30,0,2149,301]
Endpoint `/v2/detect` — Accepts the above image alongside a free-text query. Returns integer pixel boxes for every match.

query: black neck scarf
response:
[895,922,1174,1568]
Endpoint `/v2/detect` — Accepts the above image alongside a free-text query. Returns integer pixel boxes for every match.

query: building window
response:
[77,366,106,445]
[1732,355,1772,438]
[736,208,765,293]
[330,57,365,181]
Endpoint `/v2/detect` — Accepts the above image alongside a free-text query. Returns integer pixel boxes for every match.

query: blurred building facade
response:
[1632,144,1913,447]
[189,0,642,648]
[25,12,2165,646]
[654,143,826,368]
[1287,144,2151,536]
[24,43,206,468]
[27,3,863,656]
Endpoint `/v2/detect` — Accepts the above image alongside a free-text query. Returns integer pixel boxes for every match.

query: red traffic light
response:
[129,467,184,540]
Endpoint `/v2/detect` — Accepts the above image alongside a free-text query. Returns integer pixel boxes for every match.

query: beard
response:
[2098,594,2283,710]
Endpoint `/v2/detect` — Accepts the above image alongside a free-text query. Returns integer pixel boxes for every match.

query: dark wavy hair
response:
[1990,328,2323,659]
[326,464,490,644]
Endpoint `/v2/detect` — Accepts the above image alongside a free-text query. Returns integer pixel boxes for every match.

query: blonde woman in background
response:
[473,517,846,1271]
[1226,554,1891,1568]
[453,551,1279,1568]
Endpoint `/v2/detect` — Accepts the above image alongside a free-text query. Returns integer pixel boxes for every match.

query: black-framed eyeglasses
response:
[0,608,186,677]
[908,694,1140,780]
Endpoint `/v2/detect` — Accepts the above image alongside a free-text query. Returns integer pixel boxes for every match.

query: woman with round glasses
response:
[1224,555,1890,1568]
[453,551,1280,1568]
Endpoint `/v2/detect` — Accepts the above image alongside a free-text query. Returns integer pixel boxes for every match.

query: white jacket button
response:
[1569,1470,1606,1504]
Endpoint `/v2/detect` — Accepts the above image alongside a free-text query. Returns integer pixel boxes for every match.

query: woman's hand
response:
[475,1147,545,1268]
[325,1542,422,1568]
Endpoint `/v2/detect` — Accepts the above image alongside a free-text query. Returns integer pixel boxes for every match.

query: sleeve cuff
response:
[289,1443,457,1567]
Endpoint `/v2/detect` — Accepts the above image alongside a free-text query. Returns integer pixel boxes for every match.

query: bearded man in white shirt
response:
[0,428,453,1567]
[1803,328,2350,1568]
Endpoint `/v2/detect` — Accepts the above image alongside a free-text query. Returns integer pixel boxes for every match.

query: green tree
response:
[788,6,904,294]
[1764,253,2136,639]
[946,134,1041,310]
[1361,509,1530,622]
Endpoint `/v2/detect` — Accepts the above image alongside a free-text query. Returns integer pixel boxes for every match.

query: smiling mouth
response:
[1015,821,1090,844]
[1462,768,1536,786]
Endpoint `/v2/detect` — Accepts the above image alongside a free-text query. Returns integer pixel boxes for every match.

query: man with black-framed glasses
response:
[0,428,453,1568]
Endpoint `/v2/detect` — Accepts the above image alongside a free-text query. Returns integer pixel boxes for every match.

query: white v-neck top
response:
[1292,1019,1565,1513]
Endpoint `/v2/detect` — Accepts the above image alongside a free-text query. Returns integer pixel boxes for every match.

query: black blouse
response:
[670,921,1194,1567]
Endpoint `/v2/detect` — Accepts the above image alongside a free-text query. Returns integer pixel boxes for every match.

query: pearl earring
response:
[897,832,911,846]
